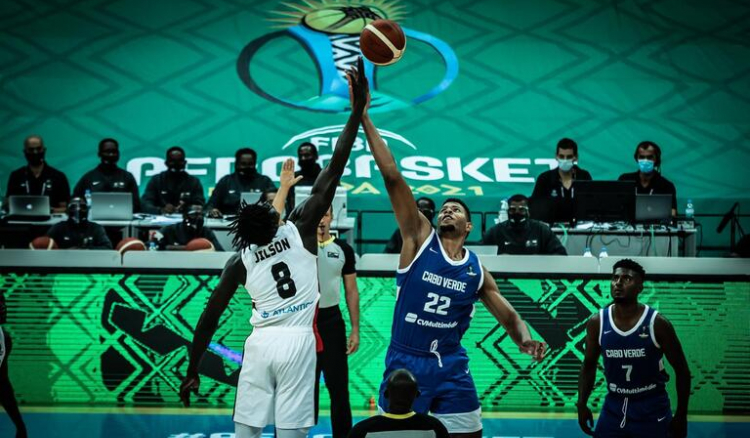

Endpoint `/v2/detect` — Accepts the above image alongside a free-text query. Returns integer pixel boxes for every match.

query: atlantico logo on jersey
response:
[260,300,315,319]
[237,0,458,113]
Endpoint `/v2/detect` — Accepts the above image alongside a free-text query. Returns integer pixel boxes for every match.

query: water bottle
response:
[685,199,694,218]
[498,198,509,223]
[84,189,92,207]
[599,246,609,258]
[583,247,593,257]
[148,240,157,251]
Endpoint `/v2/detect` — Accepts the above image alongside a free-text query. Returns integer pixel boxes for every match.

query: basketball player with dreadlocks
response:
[179,57,368,438]
[361,87,546,437]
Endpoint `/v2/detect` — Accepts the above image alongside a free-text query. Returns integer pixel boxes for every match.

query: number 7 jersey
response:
[240,221,319,328]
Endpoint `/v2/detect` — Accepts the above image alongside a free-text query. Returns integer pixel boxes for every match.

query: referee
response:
[316,206,360,438]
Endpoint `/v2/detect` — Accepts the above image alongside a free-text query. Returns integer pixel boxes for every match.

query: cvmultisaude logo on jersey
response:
[237,0,458,113]
[404,312,458,329]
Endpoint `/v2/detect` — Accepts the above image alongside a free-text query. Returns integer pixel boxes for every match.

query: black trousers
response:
[315,305,352,438]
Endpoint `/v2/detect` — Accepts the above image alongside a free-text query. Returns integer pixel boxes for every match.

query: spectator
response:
[618,141,677,216]
[384,197,435,254]
[141,146,205,214]
[46,198,113,249]
[347,369,449,438]
[155,204,223,251]
[482,194,567,255]
[0,292,28,438]
[207,148,276,218]
[295,142,322,186]
[4,134,70,213]
[531,138,592,223]
[73,138,140,212]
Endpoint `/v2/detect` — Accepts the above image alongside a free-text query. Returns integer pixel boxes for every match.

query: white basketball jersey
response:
[240,221,319,328]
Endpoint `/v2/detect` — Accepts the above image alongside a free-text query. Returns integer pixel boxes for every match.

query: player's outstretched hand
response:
[346,56,369,113]
[670,413,687,438]
[179,374,200,407]
[576,404,595,436]
[519,340,546,361]
[279,158,303,189]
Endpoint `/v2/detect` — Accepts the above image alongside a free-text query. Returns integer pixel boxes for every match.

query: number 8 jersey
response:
[240,221,320,328]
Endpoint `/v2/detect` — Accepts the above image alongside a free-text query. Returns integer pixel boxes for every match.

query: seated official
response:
[73,138,140,212]
[348,369,449,438]
[295,142,322,186]
[141,146,205,214]
[482,194,567,255]
[155,205,223,251]
[46,198,113,249]
[618,141,677,216]
[385,197,435,254]
[5,135,70,213]
[206,148,276,218]
[531,138,592,222]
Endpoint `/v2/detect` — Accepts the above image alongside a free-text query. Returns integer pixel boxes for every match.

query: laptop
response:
[7,195,51,221]
[241,192,263,204]
[466,245,499,255]
[294,186,348,221]
[91,192,133,220]
[635,194,672,224]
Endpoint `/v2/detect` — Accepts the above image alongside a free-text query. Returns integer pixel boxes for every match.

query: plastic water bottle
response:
[498,198,509,223]
[148,240,157,251]
[685,199,694,218]
[599,246,609,258]
[84,189,92,207]
[583,247,593,257]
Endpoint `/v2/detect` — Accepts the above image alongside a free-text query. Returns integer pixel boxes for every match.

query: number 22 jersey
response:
[240,221,319,328]
[391,230,484,355]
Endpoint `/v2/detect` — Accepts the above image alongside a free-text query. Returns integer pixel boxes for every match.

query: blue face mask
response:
[557,158,575,172]
[638,159,655,174]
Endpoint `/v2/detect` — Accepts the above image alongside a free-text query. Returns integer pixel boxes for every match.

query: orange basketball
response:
[29,236,57,250]
[360,19,406,66]
[116,237,147,254]
[186,238,215,252]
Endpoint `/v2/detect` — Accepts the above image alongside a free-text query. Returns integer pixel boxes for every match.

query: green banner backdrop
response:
[2,271,749,413]
[1,0,749,217]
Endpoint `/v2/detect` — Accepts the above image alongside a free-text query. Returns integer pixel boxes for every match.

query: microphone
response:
[716,202,739,234]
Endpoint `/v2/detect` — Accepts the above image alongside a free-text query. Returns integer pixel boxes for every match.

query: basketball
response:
[186,238,215,252]
[359,19,406,66]
[29,236,57,250]
[116,237,147,254]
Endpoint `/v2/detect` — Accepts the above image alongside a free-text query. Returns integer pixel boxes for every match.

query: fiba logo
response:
[237,0,458,113]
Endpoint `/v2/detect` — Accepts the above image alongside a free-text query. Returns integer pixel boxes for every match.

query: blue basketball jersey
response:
[390,230,484,356]
[599,304,668,399]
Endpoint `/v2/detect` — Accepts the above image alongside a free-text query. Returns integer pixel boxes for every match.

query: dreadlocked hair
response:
[229,200,279,249]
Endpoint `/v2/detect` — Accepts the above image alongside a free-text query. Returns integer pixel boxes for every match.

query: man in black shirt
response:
[4,135,70,213]
[46,198,113,249]
[73,138,140,212]
[295,142,322,186]
[531,138,592,223]
[384,197,435,254]
[206,148,276,218]
[482,194,567,255]
[618,141,677,216]
[348,369,449,438]
[141,146,205,214]
[156,204,223,251]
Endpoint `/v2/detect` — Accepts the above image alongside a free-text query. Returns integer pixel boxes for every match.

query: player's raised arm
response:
[180,253,246,407]
[272,158,303,223]
[576,315,601,436]
[478,267,546,360]
[361,91,431,268]
[655,314,691,438]
[291,57,368,254]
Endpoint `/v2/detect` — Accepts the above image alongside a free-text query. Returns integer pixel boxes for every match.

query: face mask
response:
[638,159,655,174]
[100,153,119,167]
[509,213,527,227]
[237,167,257,177]
[419,208,435,222]
[557,158,575,173]
[185,214,204,232]
[25,150,45,166]
[167,160,186,173]
[67,205,88,225]
[299,158,317,171]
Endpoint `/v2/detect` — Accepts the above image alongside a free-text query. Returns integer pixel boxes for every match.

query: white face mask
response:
[557,158,575,172]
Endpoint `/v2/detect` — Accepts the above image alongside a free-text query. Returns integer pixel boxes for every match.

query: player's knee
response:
[276,427,310,438]
[234,422,263,438]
